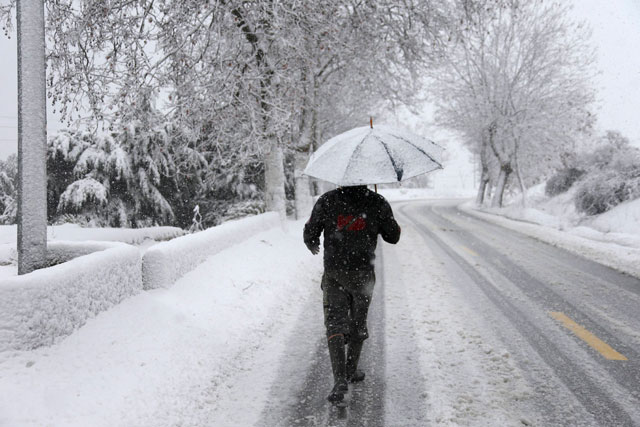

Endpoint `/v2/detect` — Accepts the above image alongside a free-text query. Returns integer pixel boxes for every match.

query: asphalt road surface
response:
[258,200,640,426]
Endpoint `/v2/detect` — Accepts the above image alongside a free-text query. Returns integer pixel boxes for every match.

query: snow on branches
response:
[57,177,108,212]
[431,0,597,207]
[2,0,454,221]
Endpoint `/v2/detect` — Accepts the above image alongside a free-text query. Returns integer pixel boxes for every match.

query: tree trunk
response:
[491,163,512,208]
[229,6,286,218]
[264,144,286,217]
[308,78,321,197]
[293,87,315,219]
[17,0,48,274]
[476,174,489,206]
[475,136,490,206]
[514,155,527,208]
[293,152,313,220]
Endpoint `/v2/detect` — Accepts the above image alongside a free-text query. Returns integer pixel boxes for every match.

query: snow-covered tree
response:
[432,0,596,207]
[3,0,453,220]
[47,123,206,227]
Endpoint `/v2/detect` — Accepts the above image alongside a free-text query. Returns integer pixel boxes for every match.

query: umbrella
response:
[303,121,444,186]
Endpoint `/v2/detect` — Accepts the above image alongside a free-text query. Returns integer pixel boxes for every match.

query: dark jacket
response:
[303,186,401,273]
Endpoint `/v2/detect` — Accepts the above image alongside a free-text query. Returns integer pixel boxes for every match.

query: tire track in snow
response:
[379,235,430,426]
[398,202,637,427]
[427,205,640,394]
[392,205,539,426]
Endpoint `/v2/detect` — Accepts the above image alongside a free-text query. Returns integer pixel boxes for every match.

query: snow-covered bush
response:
[200,199,265,227]
[199,161,265,226]
[574,171,630,215]
[0,242,142,351]
[47,125,207,228]
[57,177,108,212]
[0,155,17,225]
[545,168,585,197]
[573,132,640,215]
[47,120,271,229]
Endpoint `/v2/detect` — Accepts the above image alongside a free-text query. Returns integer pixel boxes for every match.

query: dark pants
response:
[322,269,375,343]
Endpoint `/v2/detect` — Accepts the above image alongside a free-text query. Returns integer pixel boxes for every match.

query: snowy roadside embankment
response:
[461,198,640,279]
[142,212,280,289]
[0,241,142,351]
[0,220,323,427]
[0,214,279,351]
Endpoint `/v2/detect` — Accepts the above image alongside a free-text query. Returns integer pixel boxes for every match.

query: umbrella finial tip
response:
[370,117,373,129]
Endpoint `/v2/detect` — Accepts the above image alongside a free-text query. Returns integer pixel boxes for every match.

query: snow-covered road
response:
[2,199,639,426]
[256,199,640,426]
[390,200,640,426]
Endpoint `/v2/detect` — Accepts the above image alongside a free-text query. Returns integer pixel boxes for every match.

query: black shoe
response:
[327,379,349,403]
[348,369,365,383]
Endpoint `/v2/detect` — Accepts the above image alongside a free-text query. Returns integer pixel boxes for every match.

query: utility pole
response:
[17,0,48,274]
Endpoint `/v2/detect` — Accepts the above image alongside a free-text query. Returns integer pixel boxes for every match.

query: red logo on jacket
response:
[337,215,366,231]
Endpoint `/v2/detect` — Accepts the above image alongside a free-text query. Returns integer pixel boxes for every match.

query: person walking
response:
[303,185,401,403]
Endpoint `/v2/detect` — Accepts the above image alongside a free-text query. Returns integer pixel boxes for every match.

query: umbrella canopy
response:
[303,124,444,186]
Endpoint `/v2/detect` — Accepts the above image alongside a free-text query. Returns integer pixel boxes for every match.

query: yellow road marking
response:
[461,246,478,257]
[550,312,628,361]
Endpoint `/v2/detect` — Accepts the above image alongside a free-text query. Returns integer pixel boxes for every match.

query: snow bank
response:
[46,240,131,265]
[0,241,142,351]
[46,223,185,245]
[0,220,322,427]
[142,212,281,289]
[0,224,184,246]
[588,197,640,235]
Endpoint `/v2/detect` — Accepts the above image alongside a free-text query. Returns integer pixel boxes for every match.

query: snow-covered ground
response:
[1,186,638,426]
[0,220,324,426]
[381,216,536,426]
[0,205,537,427]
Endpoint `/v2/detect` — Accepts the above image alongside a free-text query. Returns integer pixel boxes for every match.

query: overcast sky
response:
[1,1,639,160]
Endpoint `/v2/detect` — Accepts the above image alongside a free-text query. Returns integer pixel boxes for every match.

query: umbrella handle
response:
[374,184,377,193]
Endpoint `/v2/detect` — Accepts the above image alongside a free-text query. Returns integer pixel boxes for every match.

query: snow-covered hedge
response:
[572,132,640,215]
[0,241,142,351]
[545,168,584,197]
[142,212,280,289]
[46,240,128,265]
